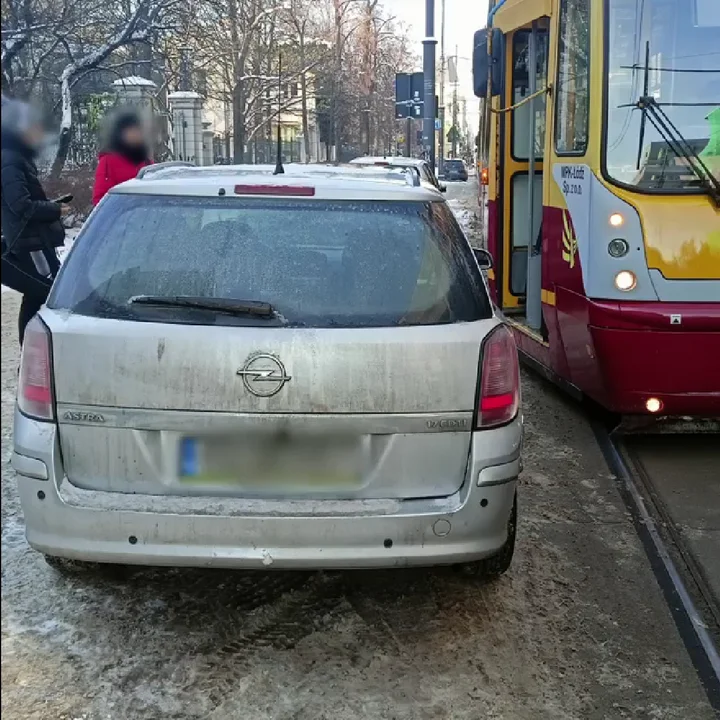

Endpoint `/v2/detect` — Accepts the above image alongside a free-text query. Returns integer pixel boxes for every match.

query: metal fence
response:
[211,138,304,165]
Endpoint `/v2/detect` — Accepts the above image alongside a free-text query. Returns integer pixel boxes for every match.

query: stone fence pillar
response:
[202,128,215,165]
[112,76,158,157]
[167,91,203,164]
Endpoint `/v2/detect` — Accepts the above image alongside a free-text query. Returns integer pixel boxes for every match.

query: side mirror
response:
[440,183,447,193]
[473,28,504,98]
[474,247,493,270]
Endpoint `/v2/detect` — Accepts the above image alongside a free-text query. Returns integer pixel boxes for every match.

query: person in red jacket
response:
[92,109,152,205]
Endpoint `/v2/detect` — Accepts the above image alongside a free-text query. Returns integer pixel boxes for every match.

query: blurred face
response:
[22,123,46,151]
[121,124,144,147]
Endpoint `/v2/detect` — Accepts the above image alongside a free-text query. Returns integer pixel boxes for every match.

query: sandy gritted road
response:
[1,182,716,720]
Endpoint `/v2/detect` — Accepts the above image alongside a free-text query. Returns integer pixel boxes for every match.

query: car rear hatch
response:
[446,161,466,177]
[46,189,494,500]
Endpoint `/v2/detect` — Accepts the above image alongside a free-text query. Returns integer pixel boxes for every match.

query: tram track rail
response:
[593,423,720,713]
[624,439,720,632]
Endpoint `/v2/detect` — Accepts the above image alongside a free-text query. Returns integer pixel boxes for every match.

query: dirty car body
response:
[13,164,522,570]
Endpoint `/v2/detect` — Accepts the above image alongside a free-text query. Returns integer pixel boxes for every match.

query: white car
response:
[349,156,447,193]
[13,162,522,575]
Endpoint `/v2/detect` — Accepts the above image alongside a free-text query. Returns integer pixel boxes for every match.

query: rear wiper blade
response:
[128,295,276,318]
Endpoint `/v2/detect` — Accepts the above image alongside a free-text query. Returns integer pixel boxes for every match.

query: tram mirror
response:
[474,28,504,98]
[474,247,494,270]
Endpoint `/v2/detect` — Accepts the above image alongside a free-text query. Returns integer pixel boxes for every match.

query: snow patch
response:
[112,76,157,88]
[448,198,473,237]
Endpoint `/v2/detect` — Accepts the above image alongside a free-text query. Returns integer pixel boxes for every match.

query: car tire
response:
[454,493,517,580]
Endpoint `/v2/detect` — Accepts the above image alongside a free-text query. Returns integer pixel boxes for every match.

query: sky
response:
[384,0,489,128]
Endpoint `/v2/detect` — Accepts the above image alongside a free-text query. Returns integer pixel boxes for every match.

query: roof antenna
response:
[274,50,285,175]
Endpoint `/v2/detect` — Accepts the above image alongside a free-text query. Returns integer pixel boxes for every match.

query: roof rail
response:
[137,161,195,179]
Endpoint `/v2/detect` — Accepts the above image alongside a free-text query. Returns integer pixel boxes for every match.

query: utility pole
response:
[438,0,446,175]
[274,51,284,174]
[422,0,437,169]
[452,45,459,158]
[365,108,371,155]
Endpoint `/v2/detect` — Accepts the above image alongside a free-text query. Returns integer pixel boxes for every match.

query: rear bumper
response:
[14,411,521,570]
[17,474,517,569]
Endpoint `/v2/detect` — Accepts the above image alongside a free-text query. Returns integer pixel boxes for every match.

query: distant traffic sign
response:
[395,72,424,119]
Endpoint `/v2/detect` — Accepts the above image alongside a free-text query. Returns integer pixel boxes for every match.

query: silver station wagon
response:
[13,163,522,577]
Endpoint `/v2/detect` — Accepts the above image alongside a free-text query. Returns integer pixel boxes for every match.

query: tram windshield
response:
[605,0,720,192]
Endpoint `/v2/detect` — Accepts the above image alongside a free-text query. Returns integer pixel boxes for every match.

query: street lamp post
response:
[275,51,284,175]
[452,46,459,158]
[422,0,437,170]
[438,0,446,176]
[363,107,371,155]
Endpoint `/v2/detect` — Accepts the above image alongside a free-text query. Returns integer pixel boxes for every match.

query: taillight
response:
[18,316,55,421]
[480,167,489,185]
[477,325,520,428]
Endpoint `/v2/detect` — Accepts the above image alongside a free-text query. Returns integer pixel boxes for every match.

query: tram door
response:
[501,22,549,334]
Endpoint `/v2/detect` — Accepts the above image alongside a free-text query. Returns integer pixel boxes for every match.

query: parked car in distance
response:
[13,162,521,577]
[349,155,447,194]
[444,159,469,182]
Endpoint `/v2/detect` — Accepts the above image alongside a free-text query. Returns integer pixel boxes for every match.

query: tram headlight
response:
[614,270,637,291]
[646,397,663,413]
[608,238,630,258]
[609,213,625,228]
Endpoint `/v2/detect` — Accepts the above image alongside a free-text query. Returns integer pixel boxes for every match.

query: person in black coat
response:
[1,98,70,345]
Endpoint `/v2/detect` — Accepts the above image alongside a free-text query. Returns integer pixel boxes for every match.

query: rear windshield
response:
[49,195,491,328]
[445,160,465,169]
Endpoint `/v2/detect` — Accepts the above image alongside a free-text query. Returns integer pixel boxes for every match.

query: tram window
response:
[512,31,549,161]
[695,0,720,27]
[605,0,719,191]
[555,0,590,155]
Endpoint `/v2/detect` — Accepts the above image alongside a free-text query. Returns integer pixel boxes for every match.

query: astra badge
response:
[237,354,291,397]
[63,411,105,423]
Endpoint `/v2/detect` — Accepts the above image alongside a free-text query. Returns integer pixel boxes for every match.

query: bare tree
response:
[44,0,180,177]
[1,0,63,96]
[310,0,409,160]
[2,0,413,170]
[277,0,331,162]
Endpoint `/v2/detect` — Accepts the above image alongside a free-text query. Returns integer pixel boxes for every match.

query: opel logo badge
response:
[237,354,291,397]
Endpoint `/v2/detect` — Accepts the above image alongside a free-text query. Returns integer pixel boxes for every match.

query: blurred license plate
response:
[178,434,361,487]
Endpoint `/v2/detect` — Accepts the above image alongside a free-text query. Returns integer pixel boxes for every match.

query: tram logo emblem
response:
[562,210,578,269]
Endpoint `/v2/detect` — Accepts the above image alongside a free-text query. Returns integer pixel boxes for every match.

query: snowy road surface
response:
[1,181,715,719]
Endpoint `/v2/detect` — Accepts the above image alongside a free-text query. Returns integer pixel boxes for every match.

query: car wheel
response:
[454,493,517,580]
